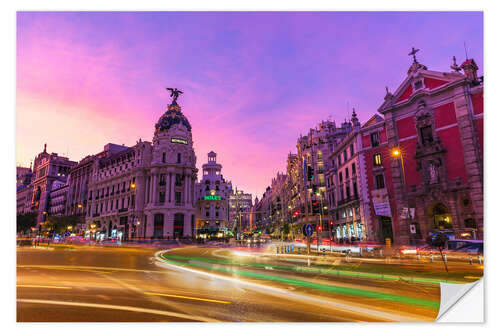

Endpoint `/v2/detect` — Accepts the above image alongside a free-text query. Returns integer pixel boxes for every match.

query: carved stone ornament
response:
[429,163,439,184]
[415,100,432,124]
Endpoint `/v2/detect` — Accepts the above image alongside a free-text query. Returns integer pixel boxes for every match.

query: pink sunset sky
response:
[16,12,483,199]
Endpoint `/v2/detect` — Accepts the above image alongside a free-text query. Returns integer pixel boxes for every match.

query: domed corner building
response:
[85,99,198,241]
[144,100,198,239]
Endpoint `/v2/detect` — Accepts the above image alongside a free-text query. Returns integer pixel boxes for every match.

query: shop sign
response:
[171,138,188,145]
[204,195,221,201]
[371,189,391,217]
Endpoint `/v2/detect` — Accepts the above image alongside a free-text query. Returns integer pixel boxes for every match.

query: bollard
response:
[276,246,279,254]
[430,254,434,263]
[379,249,383,257]
[478,255,482,265]
[469,255,473,265]
[443,254,447,263]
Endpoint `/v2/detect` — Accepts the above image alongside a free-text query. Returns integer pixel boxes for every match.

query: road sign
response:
[304,224,314,237]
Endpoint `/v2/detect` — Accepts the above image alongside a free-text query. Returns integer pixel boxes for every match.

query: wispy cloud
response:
[16,11,483,198]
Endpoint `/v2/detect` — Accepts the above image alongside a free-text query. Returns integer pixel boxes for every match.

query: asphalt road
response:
[16,244,453,322]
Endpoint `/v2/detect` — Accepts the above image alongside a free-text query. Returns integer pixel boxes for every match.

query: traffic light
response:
[312,200,320,215]
[293,210,300,217]
[317,224,322,231]
[312,184,317,194]
[307,165,314,181]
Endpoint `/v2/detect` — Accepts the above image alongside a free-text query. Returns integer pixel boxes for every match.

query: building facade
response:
[85,100,198,240]
[228,188,253,233]
[377,55,483,244]
[30,144,76,224]
[48,181,69,216]
[195,151,232,239]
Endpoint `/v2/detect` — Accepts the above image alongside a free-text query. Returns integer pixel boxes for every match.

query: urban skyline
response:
[16,11,483,199]
[16,10,484,323]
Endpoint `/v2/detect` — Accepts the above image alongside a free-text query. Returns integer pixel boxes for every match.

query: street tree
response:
[426,232,449,272]
[16,213,37,234]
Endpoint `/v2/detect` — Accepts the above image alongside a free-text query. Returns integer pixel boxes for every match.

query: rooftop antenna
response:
[464,41,469,60]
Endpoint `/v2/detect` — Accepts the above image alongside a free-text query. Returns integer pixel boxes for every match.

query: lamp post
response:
[392,147,414,245]
[130,183,136,241]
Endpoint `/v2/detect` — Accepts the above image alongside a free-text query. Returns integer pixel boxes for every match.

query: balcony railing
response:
[337,194,359,206]
[118,207,128,213]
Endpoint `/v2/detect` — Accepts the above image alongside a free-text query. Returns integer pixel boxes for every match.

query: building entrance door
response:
[379,216,393,243]
[154,213,164,239]
[174,213,184,239]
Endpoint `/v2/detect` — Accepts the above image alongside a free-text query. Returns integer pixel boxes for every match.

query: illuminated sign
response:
[204,195,221,201]
[171,138,188,145]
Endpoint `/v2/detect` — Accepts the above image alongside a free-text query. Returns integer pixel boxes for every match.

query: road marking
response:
[17,264,160,274]
[17,285,72,290]
[144,292,231,304]
[17,299,218,322]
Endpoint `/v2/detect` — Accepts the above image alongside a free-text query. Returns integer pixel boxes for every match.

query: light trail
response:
[159,253,461,285]
[17,285,72,290]
[16,299,218,322]
[155,250,431,322]
[144,292,231,304]
[159,252,439,310]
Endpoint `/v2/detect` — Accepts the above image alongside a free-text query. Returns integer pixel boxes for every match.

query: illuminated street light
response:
[130,183,136,189]
[391,146,414,245]
[77,203,83,209]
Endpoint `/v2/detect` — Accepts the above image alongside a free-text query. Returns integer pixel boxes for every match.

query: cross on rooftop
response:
[408,47,420,63]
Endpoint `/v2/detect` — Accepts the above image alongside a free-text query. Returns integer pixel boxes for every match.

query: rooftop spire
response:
[351,107,360,128]
[43,143,47,153]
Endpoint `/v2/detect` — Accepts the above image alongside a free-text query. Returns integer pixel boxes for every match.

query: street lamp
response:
[391,147,414,245]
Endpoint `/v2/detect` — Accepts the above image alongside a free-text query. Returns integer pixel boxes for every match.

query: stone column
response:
[385,111,409,245]
[145,213,154,238]
[184,172,189,205]
[169,173,173,203]
[453,86,483,238]
[151,173,157,205]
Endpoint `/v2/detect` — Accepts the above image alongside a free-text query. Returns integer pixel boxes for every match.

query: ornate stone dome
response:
[154,102,192,134]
